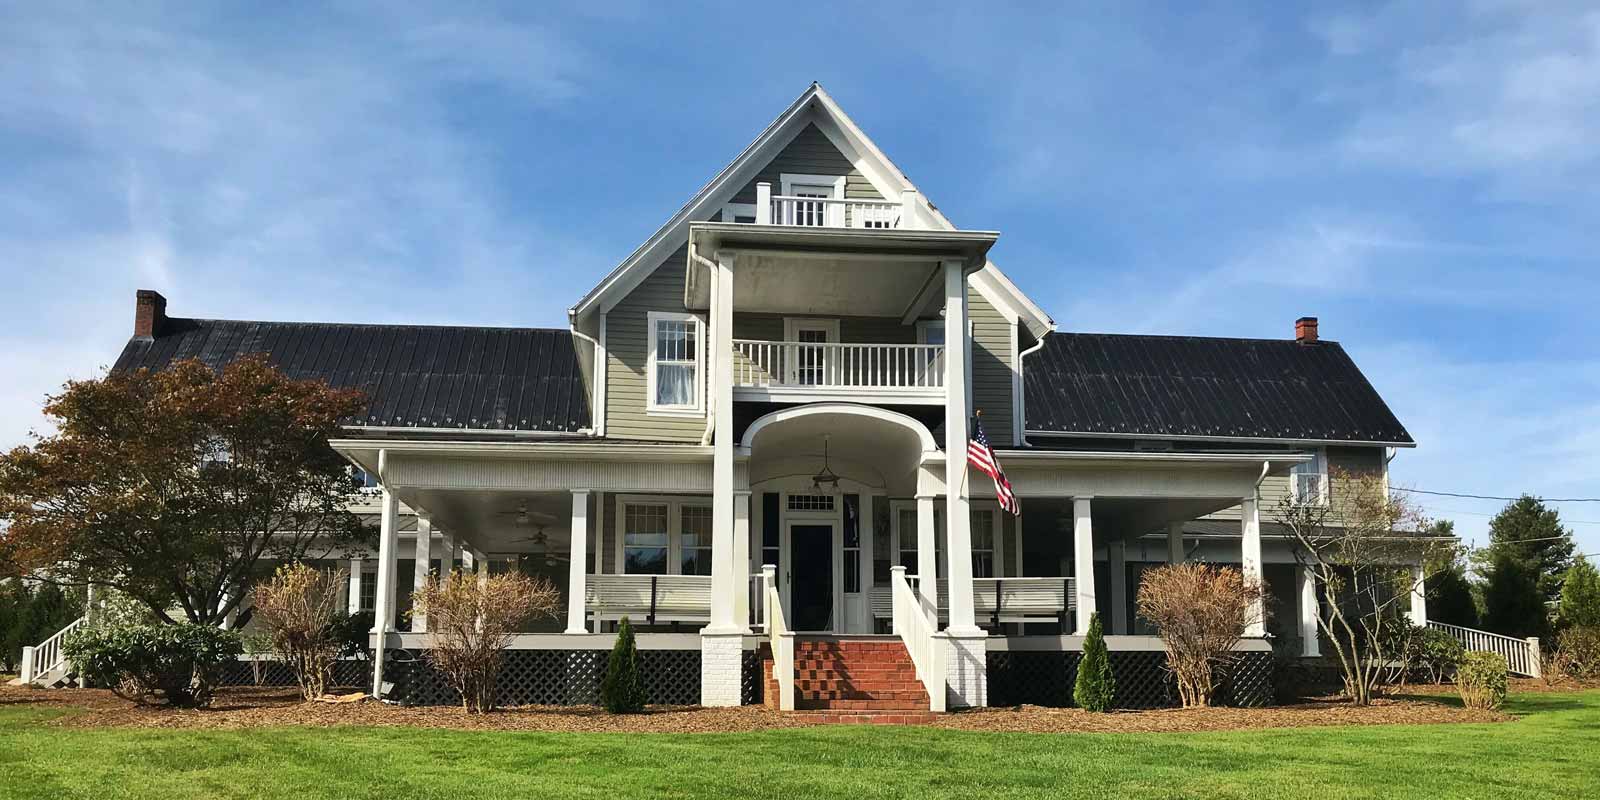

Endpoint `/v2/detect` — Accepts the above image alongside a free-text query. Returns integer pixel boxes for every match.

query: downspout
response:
[690,247,720,445]
[568,315,605,438]
[1015,335,1048,447]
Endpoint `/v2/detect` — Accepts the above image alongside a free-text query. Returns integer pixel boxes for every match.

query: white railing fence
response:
[889,566,946,712]
[761,565,795,711]
[20,616,87,685]
[732,340,945,391]
[759,193,903,230]
[1427,621,1543,678]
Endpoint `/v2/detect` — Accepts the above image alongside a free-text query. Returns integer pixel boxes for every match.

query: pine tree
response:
[1483,550,1546,639]
[1074,612,1115,712]
[1558,559,1600,629]
[1428,560,1482,629]
[1482,496,1576,606]
[601,617,646,713]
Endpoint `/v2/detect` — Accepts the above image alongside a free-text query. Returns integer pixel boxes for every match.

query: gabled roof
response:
[1024,332,1414,446]
[567,82,1054,338]
[113,317,590,434]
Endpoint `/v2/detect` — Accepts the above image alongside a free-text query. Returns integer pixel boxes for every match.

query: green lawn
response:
[2,693,1597,799]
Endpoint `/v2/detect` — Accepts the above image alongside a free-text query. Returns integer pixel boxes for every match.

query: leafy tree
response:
[0,356,371,626]
[1479,496,1575,607]
[1558,559,1600,629]
[1433,537,1478,630]
[1274,468,1451,705]
[1483,549,1546,639]
[1074,612,1115,712]
[602,616,647,713]
[0,579,32,671]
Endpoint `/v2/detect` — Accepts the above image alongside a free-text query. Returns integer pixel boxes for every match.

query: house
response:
[57,84,1444,710]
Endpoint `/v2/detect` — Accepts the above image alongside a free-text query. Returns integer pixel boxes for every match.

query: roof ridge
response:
[167,317,573,335]
[1049,330,1343,346]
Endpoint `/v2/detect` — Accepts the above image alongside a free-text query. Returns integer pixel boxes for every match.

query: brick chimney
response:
[1295,316,1319,344]
[134,290,168,340]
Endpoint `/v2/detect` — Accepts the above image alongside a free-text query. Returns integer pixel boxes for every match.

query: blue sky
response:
[2,1,1597,557]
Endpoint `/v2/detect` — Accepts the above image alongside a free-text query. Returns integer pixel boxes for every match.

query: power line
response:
[1394,487,1600,503]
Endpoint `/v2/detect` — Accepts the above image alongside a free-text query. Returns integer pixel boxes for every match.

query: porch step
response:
[786,710,943,725]
[775,637,932,712]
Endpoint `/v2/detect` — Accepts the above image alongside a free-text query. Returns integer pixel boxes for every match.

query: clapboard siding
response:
[604,246,708,441]
[1205,446,1384,521]
[731,123,882,204]
[970,286,1014,447]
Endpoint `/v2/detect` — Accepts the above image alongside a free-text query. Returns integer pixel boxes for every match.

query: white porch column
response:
[347,558,363,614]
[1167,522,1185,564]
[1108,539,1127,635]
[474,548,488,587]
[371,486,400,696]
[1298,564,1321,657]
[755,182,772,224]
[916,493,938,627]
[942,258,978,638]
[566,490,591,634]
[1241,496,1266,637]
[733,491,752,633]
[1073,497,1096,633]
[593,490,606,577]
[1409,563,1428,627]
[438,529,455,576]
[701,249,742,708]
[411,517,433,633]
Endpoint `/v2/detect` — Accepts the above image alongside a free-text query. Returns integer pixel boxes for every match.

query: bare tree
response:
[252,562,347,700]
[1274,467,1451,705]
[413,570,560,713]
[1137,563,1263,708]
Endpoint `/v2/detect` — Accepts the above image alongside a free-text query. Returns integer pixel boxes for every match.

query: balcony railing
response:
[754,182,915,229]
[732,339,945,397]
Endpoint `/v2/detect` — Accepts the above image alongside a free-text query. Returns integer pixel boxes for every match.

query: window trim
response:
[779,173,845,199]
[645,311,705,417]
[1290,447,1330,507]
[613,495,714,575]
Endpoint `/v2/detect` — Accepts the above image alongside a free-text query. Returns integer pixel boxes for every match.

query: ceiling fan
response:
[494,502,557,528]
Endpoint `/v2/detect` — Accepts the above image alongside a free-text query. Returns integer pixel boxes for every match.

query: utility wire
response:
[1394,487,1600,503]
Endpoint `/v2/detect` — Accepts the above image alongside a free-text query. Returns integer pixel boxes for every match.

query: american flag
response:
[967,416,1019,515]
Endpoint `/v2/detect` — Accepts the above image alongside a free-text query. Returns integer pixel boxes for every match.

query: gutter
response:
[567,320,606,437]
[1015,334,1048,447]
[689,248,720,446]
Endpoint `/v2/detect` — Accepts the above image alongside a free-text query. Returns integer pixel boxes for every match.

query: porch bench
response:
[586,574,713,627]
[867,577,1074,630]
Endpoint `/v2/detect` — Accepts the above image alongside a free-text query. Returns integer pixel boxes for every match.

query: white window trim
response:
[720,202,756,223]
[783,317,840,342]
[887,499,1005,583]
[614,495,713,575]
[645,310,705,417]
[916,318,972,343]
[779,173,845,198]
[1290,448,1330,507]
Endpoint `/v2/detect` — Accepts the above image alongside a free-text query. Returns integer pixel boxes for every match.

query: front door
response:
[789,523,834,631]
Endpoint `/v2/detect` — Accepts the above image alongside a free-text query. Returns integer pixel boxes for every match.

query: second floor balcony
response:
[731,339,946,403]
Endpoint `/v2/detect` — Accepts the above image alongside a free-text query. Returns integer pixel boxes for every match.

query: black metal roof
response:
[1024,333,1412,445]
[112,317,590,433]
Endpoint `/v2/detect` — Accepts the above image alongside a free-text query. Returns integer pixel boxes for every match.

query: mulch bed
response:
[2,684,1513,734]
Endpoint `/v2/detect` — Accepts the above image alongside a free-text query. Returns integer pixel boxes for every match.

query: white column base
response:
[700,632,744,707]
[942,631,988,708]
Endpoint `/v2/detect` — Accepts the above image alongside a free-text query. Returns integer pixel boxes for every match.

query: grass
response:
[1,692,1597,799]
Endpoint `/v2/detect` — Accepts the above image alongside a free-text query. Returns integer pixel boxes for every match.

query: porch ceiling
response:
[1020,496,1241,546]
[399,488,577,555]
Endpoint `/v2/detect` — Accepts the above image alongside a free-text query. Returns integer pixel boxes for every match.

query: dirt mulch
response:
[2,685,1512,734]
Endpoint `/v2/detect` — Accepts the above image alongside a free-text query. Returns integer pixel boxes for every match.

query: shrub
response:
[1457,651,1509,710]
[1553,625,1600,681]
[62,622,242,707]
[332,611,375,660]
[602,617,647,714]
[1073,612,1115,711]
[251,563,347,700]
[1137,562,1262,707]
[1558,560,1600,629]
[1415,627,1465,684]
[412,570,559,713]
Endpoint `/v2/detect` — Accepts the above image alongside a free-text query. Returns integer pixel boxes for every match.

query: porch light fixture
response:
[811,434,841,493]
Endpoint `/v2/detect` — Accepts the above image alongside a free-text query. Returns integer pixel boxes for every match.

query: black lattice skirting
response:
[987,650,1275,709]
[381,649,702,707]
[219,658,371,689]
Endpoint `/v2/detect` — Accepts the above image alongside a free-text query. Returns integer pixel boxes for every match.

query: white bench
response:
[586,574,713,627]
[868,577,1074,630]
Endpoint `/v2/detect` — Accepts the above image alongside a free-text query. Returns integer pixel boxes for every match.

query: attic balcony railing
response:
[732,339,945,397]
[754,182,909,229]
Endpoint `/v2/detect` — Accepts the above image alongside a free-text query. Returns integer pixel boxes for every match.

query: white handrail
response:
[21,616,87,685]
[1427,621,1543,678]
[769,195,901,229]
[731,340,945,391]
[761,565,795,710]
[890,566,946,712]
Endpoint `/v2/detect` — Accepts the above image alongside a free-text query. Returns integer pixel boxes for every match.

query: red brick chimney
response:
[134,290,168,340]
[1295,316,1319,344]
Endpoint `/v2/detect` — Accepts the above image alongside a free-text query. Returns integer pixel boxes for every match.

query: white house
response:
[41,84,1451,713]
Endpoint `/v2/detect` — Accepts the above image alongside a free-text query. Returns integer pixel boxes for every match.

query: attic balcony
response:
[757,182,909,229]
[731,339,945,404]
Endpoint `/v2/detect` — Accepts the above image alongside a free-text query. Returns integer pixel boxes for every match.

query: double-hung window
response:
[970,508,997,579]
[619,497,714,576]
[623,503,671,575]
[647,311,703,414]
[679,505,714,576]
[1291,449,1329,506]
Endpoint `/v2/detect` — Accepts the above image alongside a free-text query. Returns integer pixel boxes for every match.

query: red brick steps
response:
[764,637,935,719]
